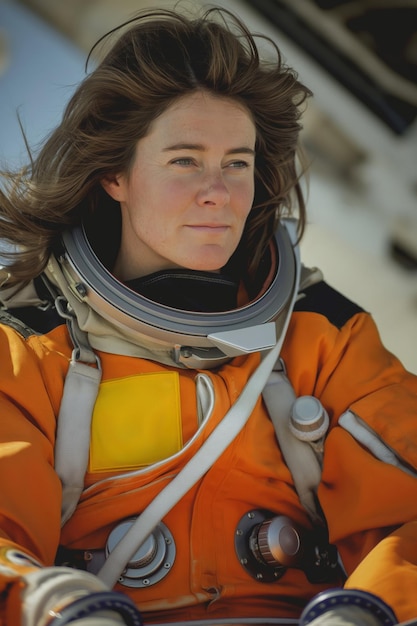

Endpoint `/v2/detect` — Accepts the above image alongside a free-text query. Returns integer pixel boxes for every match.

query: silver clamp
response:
[86,518,176,588]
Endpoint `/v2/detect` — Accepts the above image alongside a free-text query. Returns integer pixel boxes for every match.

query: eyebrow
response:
[163,143,255,156]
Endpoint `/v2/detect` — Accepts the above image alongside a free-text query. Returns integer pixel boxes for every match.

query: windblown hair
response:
[0,6,312,285]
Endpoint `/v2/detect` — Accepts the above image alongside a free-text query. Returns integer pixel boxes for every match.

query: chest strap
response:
[53,296,102,525]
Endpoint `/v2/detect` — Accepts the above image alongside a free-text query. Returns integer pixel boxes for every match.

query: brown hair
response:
[0,6,311,285]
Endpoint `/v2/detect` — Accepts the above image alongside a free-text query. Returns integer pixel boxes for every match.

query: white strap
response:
[262,371,324,525]
[262,248,326,525]
[55,356,102,525]
[53,297,103,525]
[339,410,417,478]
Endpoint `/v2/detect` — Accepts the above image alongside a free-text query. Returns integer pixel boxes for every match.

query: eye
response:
[171,157,195,166]
[227,160,251,170]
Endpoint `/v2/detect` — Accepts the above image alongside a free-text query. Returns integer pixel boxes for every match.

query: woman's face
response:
[102,91,256,280]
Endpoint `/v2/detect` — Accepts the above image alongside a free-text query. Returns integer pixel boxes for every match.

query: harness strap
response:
[55,358,102,525]
[53,297,102,525]
[262,371,324,526]
[339,410,417,478]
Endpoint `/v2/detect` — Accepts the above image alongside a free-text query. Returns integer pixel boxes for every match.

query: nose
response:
[196,172,230,207]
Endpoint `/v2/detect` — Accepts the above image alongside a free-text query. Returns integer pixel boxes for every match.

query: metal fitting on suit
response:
[234,509,303,582]
[235,509,340,585]
[81,519,176,588]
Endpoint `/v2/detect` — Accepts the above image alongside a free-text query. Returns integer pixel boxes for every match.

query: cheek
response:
[164,179,194,202]
[146,180,192,221]
[237,181,255,216]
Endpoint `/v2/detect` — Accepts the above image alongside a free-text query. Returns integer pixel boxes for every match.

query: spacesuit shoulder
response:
[294,276,364,330]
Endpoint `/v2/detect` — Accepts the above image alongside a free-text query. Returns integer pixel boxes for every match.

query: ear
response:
[101,174,126,202]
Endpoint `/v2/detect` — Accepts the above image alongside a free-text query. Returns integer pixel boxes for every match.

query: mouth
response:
[185,224,230,232]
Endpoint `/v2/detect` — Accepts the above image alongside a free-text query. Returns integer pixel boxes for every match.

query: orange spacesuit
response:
[0,231,417,625]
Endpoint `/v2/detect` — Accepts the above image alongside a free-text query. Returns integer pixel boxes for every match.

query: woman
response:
[0,7,416,626]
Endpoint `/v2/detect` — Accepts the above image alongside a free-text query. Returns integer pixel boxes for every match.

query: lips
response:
[186,224,229,230]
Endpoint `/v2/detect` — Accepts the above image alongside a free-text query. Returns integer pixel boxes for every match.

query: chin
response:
[188,263,224,273]
[187,255,231,273]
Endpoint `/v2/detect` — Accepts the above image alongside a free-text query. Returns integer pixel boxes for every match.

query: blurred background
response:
[1,0,416,372]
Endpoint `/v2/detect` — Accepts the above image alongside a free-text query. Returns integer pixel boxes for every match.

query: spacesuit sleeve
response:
[0,323,63,607]
[310,310,417,623]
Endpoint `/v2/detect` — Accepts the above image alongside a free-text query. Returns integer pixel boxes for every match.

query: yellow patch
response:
[89,371,182,472]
